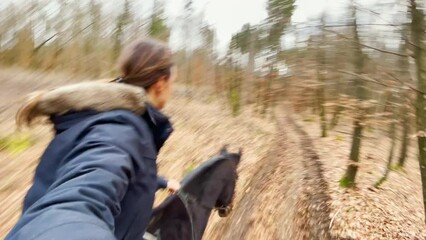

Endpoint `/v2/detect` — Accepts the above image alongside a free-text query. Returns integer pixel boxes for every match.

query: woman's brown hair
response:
[15,38,173,128]
[117,38,173,89]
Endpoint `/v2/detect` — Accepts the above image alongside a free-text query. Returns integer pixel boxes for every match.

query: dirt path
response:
[286,113,334,240]
[204,108,334,239]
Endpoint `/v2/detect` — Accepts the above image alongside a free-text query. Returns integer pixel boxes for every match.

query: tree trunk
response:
[340,3,365,188]
[316,82,327,137]
[244,33,256,105]
[398,105,410,167]
[317,16,327,137]
[329,78,342,130]
[374,91,391,137]
[184,51,192,85]
[228,66,242,116]
[396,22,412,168]
[330,105,343,130]
[311,95,318,115]
[341,120,363,187]
[411,0,426,222]
[375,118,397,188]
[214,65,223,96]
[261,71,273,116]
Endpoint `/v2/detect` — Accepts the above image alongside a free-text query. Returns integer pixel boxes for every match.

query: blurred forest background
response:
[1,0,426,239]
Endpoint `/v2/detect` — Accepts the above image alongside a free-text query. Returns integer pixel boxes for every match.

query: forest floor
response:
[0,68,425,239]
[293,112,426,239]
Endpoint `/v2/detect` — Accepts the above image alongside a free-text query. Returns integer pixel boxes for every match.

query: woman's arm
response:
[7,124,139,240]
[157,176,181,192]
[157,176,168,189]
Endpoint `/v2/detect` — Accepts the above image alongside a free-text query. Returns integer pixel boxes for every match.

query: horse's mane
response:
[181,156,230,187]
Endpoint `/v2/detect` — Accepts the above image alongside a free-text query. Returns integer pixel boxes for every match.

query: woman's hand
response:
[167,179,181,193]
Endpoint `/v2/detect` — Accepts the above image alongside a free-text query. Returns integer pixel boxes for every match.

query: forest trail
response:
[204,107,334,240]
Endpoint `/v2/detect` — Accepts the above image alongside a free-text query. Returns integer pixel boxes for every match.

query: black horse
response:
[143,146,241,240]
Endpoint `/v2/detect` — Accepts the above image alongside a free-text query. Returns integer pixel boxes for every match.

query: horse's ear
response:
[220,144,229,155]
[231,148,242,165]
[238,148,243,157]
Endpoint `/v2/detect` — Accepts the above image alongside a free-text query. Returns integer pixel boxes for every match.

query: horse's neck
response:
[193,181,228,238]
[190,203,213,240]
[199,164,230,207]
[187,161,235,239]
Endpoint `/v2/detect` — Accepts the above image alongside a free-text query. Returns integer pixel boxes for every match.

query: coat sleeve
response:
[7,124,138,240]
[157,176,168,189]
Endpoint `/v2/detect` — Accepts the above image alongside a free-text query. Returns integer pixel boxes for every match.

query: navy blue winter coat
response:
[6,89,173,240]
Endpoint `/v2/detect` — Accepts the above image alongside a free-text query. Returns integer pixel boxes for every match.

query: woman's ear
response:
[150,77,167,94]
[146,75,172,109]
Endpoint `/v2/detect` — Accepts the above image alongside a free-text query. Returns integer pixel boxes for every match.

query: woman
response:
[6,38,180,240]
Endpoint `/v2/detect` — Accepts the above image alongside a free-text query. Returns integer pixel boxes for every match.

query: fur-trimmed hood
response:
[16,82,148,127]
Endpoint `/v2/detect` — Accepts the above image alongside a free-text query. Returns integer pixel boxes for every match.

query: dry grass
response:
[0,67,84,237]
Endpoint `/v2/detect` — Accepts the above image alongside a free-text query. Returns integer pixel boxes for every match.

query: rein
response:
[175,190,197,240]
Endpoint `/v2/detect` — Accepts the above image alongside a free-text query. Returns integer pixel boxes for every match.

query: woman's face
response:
[149,66,177,109]
[160,66,177,107]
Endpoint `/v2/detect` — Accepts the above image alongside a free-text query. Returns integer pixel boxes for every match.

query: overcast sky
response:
[164,0,377,51]
[166,0,267,50]
[165,0,343,50]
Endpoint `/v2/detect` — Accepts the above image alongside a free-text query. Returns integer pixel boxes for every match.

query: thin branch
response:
[364,57,423,94]
[33,33,60,53]
[292,22,410,29]
[383,71,424,94]
[291,6,422,50]
[354,3,408,30]
[354,3,420,49]
[288,23,410,36]
[324,29,409,57]
[59,22,94,49]
[335,69,409,90]
[359,41,408,57]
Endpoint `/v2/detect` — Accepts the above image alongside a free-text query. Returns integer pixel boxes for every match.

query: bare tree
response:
[410,0,426,222]
[340,2,367,188]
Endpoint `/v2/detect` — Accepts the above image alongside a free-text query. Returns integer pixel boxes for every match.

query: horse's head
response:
[146,145,242,240]
[177,145,241,218]
[219,144,242,165]
[214,145,242,217]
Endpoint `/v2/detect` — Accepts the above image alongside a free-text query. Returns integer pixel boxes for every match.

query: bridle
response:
[176,190,233,212]
[175,189,235,240]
